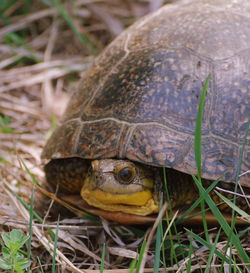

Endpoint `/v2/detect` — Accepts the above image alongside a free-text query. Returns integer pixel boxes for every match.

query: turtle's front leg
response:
[162,168,198,209]
[44,157,89,193]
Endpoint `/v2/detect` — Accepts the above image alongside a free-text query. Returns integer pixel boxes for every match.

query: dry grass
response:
[0,1,249,272]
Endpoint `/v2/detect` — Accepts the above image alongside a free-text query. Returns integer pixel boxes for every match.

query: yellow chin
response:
[81,178,158,216]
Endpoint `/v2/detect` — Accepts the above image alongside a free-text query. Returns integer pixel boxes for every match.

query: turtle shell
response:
[42,0,250,187]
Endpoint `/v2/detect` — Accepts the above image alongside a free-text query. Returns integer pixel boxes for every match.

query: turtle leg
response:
[153,169,163,207]
[44,157,90,193]
[163,168,199,209]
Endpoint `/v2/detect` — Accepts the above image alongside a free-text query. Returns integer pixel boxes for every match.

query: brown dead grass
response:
[0,1,249,272]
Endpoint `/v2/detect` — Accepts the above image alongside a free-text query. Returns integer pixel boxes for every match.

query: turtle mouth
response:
[61,195,157,224]
[80,176,159,216]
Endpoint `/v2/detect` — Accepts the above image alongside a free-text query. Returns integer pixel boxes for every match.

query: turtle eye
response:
[117,166,136,184]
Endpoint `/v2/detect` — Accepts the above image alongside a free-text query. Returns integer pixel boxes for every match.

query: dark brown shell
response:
[42,0,250,187]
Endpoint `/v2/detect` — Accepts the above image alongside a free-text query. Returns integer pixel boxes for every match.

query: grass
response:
[49,0,98,55]
[100,243,106,273]
[0,114,13,133]
[193,76,210,244]
[135,239,147,273]
[0,0,249,272]
[52,216,60,273]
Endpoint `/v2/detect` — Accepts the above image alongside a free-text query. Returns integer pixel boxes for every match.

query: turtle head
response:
[81,159,159,216]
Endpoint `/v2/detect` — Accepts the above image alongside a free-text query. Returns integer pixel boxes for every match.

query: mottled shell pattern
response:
[42,0,250,187]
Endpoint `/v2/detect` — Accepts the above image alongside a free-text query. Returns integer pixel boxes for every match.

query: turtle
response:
[42,0,250,223]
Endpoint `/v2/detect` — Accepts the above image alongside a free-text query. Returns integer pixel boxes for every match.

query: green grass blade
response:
[19,159,40,186]
[0,0,16,15]
[226,117,250,271]
[36,257,45,273]
[100,243,106,273]
[6,187,43,223]
[162,168,180,266]
[128,258,137,273]
[52,0,98,55]
[194,75,210,178]
[228,116,250,225]
[52,216,60,273]
[160,226,167,270]
[215,191,250,221]
[135,239,147,273]
[204,228,221,273]
[193,179,250,266]
[176,179,220,223]
[27,188,34,262]
[153,219,162,273]
[185,240,193,272]
[185,229,232,264]
[194,75,210,242]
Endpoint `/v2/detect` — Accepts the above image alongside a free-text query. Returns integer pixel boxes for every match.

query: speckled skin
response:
[42,0,250,188]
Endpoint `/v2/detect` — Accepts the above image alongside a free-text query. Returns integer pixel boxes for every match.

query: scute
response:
[42,0,250,186]
[42,120,82,160]
[82,48,212,135]
[126,124,192,168]
[212,53,250,143]
[62,34,128,122]
[126,0,250,59]
[76,120,121,159]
